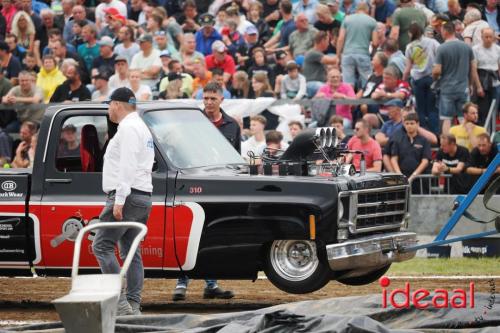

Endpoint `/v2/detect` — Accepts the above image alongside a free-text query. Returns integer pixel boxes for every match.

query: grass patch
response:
[387,258,500,276]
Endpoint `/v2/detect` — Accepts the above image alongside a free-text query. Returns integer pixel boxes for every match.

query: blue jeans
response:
[341,53,372,88]
[306,81,324,98]
[92,191,152,304]
[176,276,217,289]
[438,91,468,120]
[412,75,439,134]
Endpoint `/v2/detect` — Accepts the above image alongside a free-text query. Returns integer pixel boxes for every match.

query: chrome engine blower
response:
[249,127,362,177]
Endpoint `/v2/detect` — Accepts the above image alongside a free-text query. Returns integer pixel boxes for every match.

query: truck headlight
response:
[338,200,344,220]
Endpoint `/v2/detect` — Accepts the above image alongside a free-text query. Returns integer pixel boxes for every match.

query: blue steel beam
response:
[402,230,498,252]
[434,144,500,241]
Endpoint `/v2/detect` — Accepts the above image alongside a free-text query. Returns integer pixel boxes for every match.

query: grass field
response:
[387,258,500,276]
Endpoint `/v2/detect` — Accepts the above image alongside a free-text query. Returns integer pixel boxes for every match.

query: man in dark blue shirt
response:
[390,112,432,194]
[0,41,22,85]
[279,0,297,47]
[371,0,396,23]
[375,99,403,171]
[195,13,222,56]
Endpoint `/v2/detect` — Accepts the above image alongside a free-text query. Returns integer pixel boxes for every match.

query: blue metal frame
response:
[402,144,500,253]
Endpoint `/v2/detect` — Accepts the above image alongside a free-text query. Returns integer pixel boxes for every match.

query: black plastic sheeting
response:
[3,293,500,332]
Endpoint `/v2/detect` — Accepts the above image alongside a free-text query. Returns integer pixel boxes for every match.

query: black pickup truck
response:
[0,102,416,294]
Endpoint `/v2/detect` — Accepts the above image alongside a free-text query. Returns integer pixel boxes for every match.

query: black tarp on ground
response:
[4,293,500,332]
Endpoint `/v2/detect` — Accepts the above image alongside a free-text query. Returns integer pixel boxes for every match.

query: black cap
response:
[435,13,450,22]
[62,124,77,132]
[0,41,9,52]
[199,13,215,26]
[276,50,287,60]
[105,87,136,105]
[93,69,111,81]
[167,71,183,81]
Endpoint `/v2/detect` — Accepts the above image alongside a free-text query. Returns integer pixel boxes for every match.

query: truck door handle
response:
[45,178,72,184]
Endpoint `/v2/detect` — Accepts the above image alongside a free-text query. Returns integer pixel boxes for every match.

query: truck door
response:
[163,173,206,271]
[40,110,166,271]
[0,171,40,269]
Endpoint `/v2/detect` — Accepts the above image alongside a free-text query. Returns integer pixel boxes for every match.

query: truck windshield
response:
[142,109,245,169]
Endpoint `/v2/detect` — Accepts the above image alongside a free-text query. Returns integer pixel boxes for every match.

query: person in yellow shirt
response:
[36,55,66,103]
[449,102,486,151]
[158,59,193,97]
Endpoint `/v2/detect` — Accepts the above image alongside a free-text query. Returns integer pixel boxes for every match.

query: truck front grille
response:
[339,185,409,234]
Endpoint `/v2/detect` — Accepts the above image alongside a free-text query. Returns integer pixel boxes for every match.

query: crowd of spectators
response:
[0,0,499,192]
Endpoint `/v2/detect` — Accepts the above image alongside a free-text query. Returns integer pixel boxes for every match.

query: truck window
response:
[56,116,108,172]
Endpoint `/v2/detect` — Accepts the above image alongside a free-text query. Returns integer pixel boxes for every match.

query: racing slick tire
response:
[263,240,331,294]
[336,264,391,286]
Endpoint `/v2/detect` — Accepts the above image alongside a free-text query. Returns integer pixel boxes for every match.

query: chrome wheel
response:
[269,240,319,282]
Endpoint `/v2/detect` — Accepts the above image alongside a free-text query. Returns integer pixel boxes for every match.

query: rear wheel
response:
[263,240,331,294]
[336,265,391,286]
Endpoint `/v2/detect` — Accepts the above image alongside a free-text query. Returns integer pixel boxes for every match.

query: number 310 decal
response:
[189,186,203,194]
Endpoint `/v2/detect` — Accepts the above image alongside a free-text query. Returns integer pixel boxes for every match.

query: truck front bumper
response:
[326,232,417,271]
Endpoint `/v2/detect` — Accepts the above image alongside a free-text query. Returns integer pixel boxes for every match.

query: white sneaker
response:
[116,296,133,316]
[129,300,141,315]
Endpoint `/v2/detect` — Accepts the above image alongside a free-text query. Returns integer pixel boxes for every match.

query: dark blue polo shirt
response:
[375,0,396,23]
[391,131,431,177]
[195,29,223,56]
[279,19,297,47]
[381,121,403,155]
[380,119,402,138]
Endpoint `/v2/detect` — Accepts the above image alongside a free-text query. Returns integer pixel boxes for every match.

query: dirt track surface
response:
[0,276,498,326]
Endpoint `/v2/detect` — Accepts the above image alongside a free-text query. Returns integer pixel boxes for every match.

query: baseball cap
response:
[93,69,111,81]
[325,0,338,6]
[113,14,126,25]
[435,13,450,22]
[383,99,404,108]
[167,72,183,81]
[105,87,136,105]
[159,50,171,58]
[245,25,258,35]
[212,40,227,53]
[98,36,114,47]
[154,30,167,37]
[138,34,153,43]
[62,124,77,132]
[115,55,128,63]
[286,60,298,70]
[295,54,305,67]
[199,13,215,26]
[104,7,120,16]
[275,50,287,60]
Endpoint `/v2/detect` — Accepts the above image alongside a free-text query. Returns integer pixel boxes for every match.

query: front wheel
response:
[263,240,331,294]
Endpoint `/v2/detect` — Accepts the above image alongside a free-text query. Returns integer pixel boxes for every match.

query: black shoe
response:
[203,287,234,299]
[172,287,186,301]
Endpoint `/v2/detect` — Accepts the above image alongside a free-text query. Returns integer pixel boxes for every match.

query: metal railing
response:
[409,174,452,195]
[484,98,498,136]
